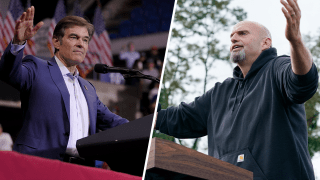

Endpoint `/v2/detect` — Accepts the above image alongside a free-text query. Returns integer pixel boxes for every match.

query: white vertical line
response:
[141,0,179,178]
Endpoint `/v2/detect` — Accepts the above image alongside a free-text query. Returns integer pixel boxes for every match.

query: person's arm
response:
[0,6,43,90]
[274,0,318,104]
[96,97,129,131]
[155,88,214,138]
[10,42,26,55]
[274,55,318,104]
[281,0,312,75]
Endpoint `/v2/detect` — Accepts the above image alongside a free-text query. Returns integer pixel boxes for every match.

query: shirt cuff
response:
[289,63,318,86]
[10,41,26,55]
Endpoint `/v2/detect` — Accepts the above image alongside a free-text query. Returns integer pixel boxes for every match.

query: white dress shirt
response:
[55,57,89,157]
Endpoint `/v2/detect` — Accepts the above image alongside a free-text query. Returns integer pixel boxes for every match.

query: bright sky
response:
[165,0,320,179]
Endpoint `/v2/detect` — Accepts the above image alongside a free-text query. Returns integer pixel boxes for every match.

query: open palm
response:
[280,0,301,42]
[13,6,43,44]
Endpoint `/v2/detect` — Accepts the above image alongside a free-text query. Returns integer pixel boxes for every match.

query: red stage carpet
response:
[0,151,142,180]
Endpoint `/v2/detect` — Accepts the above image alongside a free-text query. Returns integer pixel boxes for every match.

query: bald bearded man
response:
[155,0,317,179]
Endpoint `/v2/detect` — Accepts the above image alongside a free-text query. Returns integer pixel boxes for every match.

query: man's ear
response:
[52,37,60,51]
[261,37,272,51]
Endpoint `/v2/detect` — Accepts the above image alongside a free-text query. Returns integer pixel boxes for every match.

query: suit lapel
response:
[78,78,96,135]
[47,57,70,122]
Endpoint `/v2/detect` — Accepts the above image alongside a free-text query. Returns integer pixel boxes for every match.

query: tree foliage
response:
[304,31,320,158]
[154,0,247,149]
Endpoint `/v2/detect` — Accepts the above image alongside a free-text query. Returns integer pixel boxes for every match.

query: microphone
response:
[94,64,160,83]
[94,64,139,74]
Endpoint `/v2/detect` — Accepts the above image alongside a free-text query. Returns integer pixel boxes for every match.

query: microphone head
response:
[94,64,107,73]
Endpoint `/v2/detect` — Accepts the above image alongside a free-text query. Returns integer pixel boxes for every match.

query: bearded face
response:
[230,48,246,63]
[229,21,271,65]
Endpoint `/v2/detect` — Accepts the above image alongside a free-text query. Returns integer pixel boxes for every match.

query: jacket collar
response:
[233,48,278,81]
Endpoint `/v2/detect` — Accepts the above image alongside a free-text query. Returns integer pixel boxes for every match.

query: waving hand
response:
[13,6,43,45]
[280,0,313,75]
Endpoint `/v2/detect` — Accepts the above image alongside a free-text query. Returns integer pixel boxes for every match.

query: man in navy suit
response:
[0,6,129,163]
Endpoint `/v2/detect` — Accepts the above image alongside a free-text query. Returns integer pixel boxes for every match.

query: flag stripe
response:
[47,0,66,56]
[92,6,113,67]
[3,0,36,55]
[4,13,15,44]
[0,13,5,55]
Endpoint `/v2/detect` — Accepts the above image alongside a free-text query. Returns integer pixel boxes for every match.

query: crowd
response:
[119,42,163,117]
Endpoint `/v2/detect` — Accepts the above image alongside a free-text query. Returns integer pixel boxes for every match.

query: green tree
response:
[154,0,247,149]
[304,31,320,158]
[178,0,247,150]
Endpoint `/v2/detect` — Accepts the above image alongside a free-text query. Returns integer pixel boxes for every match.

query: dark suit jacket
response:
[0,43,129,160]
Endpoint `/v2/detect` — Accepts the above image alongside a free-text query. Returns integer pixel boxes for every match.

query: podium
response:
[76,114,154,177]
[145,138,253,180]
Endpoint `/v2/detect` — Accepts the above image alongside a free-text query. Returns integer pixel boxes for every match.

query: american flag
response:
[2,0,36,56]
[3,0,24,51]
[47,0,66,57]
[92,7,113,66]
[76,6,113,78]
[0,13,5,57]
[73,0,97,77]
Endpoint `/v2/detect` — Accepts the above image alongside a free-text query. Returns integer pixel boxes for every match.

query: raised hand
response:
[13,6,43,45]
[280,0,301,43]
[281,0,312,75]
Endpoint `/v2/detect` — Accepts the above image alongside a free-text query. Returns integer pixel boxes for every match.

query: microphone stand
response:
[119,70,160,83]
[94,64,160,83]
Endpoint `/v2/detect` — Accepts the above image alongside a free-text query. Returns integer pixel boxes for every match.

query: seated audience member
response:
[119,42,140,69]
[148,45,162,69]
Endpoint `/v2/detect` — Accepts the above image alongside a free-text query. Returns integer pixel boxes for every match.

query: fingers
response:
[281,0,302,42]
[25,7,31,21]
[33,21,44,33]
[281,7,292,24]
[15,20,21,30]
[25,6,35,21]
[280,0,300,18]
[19,12,26,23]
[294,0,300,12]
[30,6,35,21]
[287,0,300,17]
[15,12,26,31]
[280,0,294,16]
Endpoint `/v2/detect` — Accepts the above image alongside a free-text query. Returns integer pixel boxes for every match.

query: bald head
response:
[230,21,273,67]
[233,21,272,45]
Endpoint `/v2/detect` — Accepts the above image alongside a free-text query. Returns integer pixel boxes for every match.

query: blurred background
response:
[0,0,175,146]
[155,0,320,179]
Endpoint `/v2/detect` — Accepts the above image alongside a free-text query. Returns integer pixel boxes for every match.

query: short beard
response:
[230,49,246,63]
